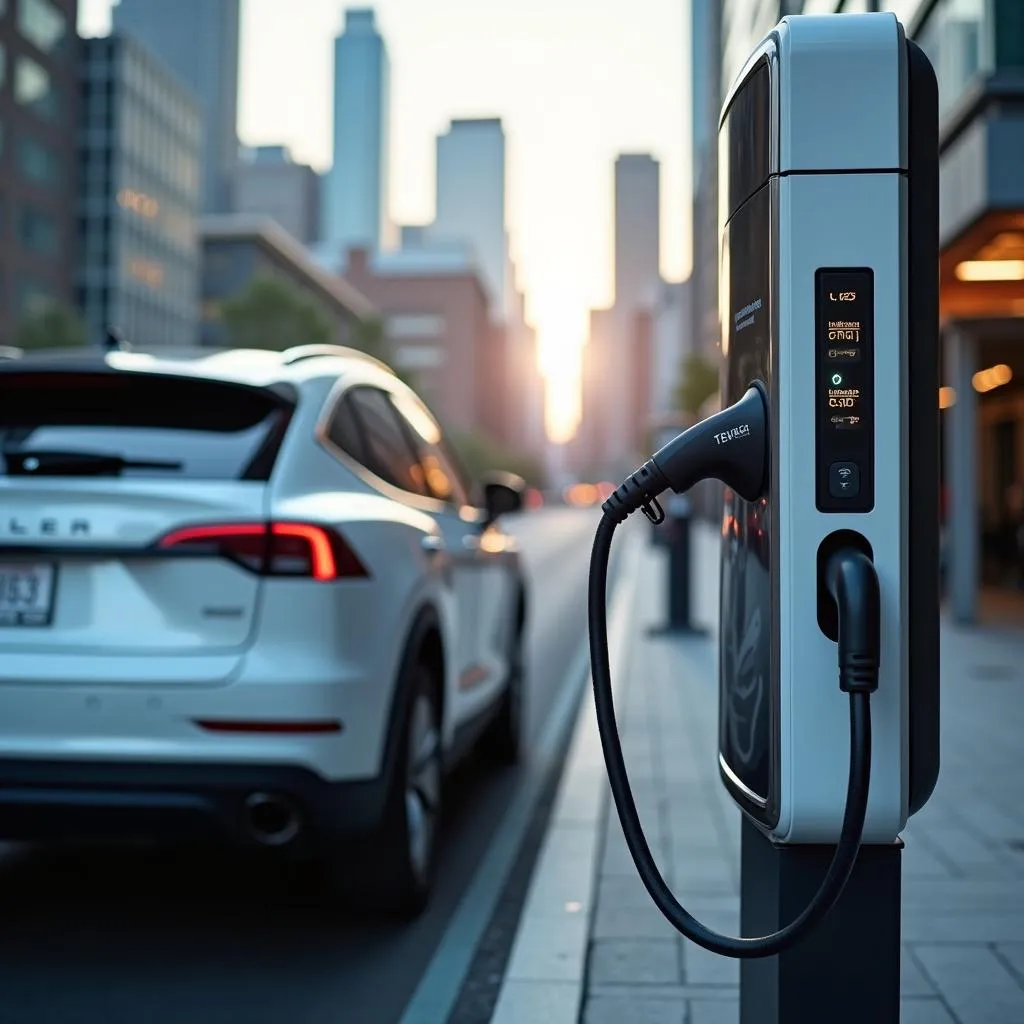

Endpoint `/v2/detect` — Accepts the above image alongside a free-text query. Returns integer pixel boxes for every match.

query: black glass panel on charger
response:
[718,178,773,809]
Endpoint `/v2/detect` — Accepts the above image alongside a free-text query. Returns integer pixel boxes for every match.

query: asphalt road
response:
[0,505,602,1024]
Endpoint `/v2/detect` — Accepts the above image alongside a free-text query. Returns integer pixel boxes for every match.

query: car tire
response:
[482,611,525,767]
[330,663,443,919]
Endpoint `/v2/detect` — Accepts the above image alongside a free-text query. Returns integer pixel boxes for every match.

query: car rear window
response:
[0,371,294,481]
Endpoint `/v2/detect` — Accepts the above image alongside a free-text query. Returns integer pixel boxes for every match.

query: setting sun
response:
[532,294,587,445]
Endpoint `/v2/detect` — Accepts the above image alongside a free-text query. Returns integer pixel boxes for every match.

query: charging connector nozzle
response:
[601,384,769,524]
[825,548,882,694]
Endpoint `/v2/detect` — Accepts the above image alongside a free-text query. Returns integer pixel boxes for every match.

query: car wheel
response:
[330,663,443,919]
[482,614,525,767]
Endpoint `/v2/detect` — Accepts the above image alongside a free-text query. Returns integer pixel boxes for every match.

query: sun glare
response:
[533,296,587,445]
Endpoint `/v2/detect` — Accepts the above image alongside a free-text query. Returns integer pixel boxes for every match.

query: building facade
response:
[236,145,321,245]
[431,117,510,320]
[614,154,661,314]
[112,0,240,215]
[690,0,723,361]
[323,8,390,255]
[78,34,202,348]
[343,246,492,439]
[200,214,375,348]
[0,0,79,344]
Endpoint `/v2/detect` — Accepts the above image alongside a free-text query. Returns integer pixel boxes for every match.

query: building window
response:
[18,0,68,55]
[14,57,58,121]
[127,255,164,289]
[17,278,55,317]
[18,136,60,188]
[18,207,58,255]
[387,313,445,339]
[117,186,160,220]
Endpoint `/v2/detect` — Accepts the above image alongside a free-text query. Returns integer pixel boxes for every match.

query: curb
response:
[489,528,643,1024]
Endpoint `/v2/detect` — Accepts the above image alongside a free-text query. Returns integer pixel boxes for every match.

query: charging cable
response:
[589,383,881,958]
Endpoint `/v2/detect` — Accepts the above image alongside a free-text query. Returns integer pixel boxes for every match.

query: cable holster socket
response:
[825,548,881,694]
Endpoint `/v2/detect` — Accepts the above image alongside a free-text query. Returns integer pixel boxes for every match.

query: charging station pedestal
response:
[716,14,940,1022]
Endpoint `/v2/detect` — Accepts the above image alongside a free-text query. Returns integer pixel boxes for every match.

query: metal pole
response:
[739,816,902,1024]
[651,494,707,636]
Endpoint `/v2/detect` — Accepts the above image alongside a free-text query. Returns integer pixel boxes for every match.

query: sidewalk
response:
[491,523,1024,1024]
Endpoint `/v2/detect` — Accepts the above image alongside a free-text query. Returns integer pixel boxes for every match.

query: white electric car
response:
[0,344,528,916]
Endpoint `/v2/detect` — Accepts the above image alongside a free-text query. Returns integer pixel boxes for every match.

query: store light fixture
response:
[972,364,1013,393]
[954,259,1024,282]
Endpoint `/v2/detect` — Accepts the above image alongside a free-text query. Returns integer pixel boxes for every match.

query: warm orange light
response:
[128,257,164,288]
[117,187,160,219]
[938,386,956,409]
[972,364,1013,393]
[954,259,1024,282]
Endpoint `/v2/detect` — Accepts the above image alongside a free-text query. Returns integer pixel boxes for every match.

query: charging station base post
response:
[739,816,902,1024]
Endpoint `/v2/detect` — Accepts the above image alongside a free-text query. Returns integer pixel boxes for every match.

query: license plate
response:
[0,563,57,626]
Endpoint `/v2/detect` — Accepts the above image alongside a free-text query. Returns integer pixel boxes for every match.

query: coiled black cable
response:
[589,512,873,958]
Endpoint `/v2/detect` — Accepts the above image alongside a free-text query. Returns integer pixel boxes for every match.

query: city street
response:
[0,506,606,1024]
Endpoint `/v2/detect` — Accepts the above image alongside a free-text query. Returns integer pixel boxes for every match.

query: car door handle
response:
[421,535,445,554]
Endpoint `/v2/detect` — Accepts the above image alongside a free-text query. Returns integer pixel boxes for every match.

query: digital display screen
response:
[815,269,875,512]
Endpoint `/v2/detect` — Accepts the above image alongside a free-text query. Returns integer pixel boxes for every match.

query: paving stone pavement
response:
[580,525,1024,1024]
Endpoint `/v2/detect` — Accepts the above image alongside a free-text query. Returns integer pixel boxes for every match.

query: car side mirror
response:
[481,471,526,525]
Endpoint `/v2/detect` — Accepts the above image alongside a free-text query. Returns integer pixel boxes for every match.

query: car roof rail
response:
[281,343,394,374]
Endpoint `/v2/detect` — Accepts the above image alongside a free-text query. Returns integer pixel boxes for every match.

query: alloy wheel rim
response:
[405,693,441,881]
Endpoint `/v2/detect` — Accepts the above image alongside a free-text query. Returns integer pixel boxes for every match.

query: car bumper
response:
[0,759,389,847]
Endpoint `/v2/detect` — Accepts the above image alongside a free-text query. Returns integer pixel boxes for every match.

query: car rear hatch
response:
[0,365,297,684]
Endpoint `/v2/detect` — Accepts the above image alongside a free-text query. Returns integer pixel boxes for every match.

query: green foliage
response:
[449,429,546,490]
[674,351,720,417]
[219,276,333,350]
[15,304,88,350]
[347,314,388,361]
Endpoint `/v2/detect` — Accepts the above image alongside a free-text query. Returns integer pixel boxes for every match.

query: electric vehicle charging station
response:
[588,12,939,1024]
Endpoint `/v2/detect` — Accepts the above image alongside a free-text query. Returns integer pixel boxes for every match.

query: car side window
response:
[388,390,472,508]
[347,386,430,497]
[326,394,367,466]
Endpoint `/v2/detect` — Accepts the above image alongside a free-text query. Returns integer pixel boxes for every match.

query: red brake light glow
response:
[157,522,367,580]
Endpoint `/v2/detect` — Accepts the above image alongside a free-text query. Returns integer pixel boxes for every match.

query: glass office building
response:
[78,34,202,348]
[0,0,79,343]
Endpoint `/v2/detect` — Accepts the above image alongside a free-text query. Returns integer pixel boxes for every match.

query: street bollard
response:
[651,494,707,636]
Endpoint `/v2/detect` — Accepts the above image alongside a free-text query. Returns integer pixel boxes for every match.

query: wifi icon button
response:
[828,462,861,499]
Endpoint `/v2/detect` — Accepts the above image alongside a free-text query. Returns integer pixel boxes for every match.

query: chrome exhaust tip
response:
[243,791,301,847]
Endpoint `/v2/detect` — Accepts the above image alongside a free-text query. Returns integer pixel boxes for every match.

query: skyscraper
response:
[79,35,202,348]
[323,8,390,256]
[431,118,509,320]
[613,154,661,315]
[112,0,240,215]
[690,0,723,358]
[236,146,321,245]
[0,0,79,344]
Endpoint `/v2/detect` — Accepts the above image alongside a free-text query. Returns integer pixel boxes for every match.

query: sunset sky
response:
[79,0,691,442]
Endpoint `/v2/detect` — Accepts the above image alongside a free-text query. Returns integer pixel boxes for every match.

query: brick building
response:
[343,246,494,440]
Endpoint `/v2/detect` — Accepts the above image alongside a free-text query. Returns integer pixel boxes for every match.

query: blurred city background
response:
[0,0,1021,626]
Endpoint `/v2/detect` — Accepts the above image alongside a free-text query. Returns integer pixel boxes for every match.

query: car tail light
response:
[156,522,368,580]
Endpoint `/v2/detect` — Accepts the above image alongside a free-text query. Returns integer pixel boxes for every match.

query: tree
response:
[674,351,720,417]
[219,276,333,351]
[347,314,388,361]
[15,304,88,350]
